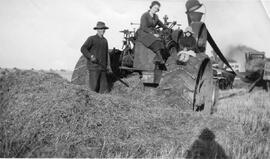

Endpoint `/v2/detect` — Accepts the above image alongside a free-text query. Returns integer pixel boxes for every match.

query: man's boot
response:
[153,50,165,64]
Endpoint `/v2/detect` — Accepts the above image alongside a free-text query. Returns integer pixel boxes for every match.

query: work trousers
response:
[88,69,108,93]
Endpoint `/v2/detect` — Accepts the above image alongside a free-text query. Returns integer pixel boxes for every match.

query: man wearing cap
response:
[81,21,112,93]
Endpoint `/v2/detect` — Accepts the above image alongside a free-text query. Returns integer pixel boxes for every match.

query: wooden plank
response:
[119,66,136,70]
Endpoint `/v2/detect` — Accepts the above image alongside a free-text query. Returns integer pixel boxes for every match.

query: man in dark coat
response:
[81,21,112,93]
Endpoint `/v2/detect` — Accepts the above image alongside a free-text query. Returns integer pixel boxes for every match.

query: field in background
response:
[0,69,270,158]
[49,69,73,81]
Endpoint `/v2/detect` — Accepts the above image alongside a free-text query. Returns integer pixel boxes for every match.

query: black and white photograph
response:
[0,0,270,158]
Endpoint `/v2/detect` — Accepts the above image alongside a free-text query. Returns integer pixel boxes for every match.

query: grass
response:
[216,89,270,159]
[0,69,269,158]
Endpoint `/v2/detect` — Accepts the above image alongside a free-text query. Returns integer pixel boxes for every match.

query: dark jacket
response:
[179,35,196,52]
[81,34,109,70]
[137,11,167,47]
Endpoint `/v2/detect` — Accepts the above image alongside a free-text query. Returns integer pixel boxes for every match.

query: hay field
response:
[0,69,269,158]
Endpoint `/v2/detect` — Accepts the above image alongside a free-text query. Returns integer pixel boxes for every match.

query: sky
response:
[0,0,270,70]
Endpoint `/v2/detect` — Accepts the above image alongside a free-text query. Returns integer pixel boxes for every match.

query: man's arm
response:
[106,41,112,72]
[81,37,93,59]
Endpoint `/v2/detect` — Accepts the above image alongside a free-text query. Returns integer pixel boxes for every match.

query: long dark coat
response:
[81,34,109,70]
[80,34,110,93]
[137,11,167,47]
[179,35,196,51]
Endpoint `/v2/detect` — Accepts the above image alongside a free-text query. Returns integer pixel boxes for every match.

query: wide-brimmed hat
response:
[184,26,194,33]
[185,0,203,13]
[93,21,109,30]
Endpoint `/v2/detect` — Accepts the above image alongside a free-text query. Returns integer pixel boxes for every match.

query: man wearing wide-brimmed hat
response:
[81,21,112,93]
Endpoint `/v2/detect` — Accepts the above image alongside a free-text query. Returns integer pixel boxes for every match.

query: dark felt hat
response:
[93,21,109,30]
[185,0,202,13]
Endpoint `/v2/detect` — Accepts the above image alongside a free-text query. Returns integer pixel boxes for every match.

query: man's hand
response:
[107,66,113,73]
[198,38,205,47]
[153,34,160,38]
[90,55,97,63]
